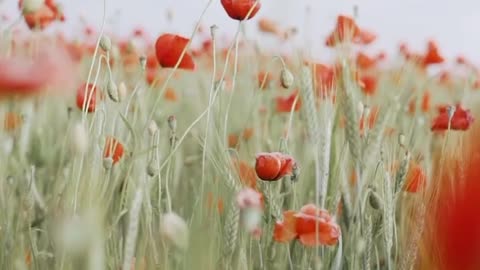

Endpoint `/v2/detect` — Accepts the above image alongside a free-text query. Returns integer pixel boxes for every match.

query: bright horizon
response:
[2,0,480,63]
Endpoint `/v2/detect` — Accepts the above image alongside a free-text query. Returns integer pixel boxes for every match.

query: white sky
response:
[2,0,480,63]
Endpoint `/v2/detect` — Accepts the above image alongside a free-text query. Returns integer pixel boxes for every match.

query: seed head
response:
[280,68,294,89]
[100,35,112,52]
[106,79,119,102]
[210,24,219,39]
[147,120,159,136]
[167,115,177,132]
[21,0,43,14]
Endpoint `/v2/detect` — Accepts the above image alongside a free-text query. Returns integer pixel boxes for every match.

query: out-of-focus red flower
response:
[255,152,296,181]
[273,210,297,243]
[325,15,360,46]
[258,17,282,36]
[276,90,301,113]
[258,71,273,90]
[155,34,195,70]
[359,75,377,96]
[356,52,377,70]
[221,0,261,21]
[233,158,257,188]
[431,104,474,131]
[103,136,124,164]
[404,162,427,193]
[273,204,341,247]
[19,0,64,30]
[0,47,76,98]
[421,90,431,112]
[423,40,444,66]
[354,29,377,45]
[424,126,480,269]
[311,63,336,98]
[76,83,98,113]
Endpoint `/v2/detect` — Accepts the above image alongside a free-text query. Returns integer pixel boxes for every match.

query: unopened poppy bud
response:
[167,115,177,132]
[118,82,127,102]
[139,56,147,71]
[160,212,188,250]
[368,189,382,210]
[103,157,113,170]
[148,120,159,136]
[21,0,43,14]
[70,121,88,155]
[106,79,119,102]
[100,35,112,52]
[398,133,406,147]
[280,68,294,89]
[147,159,158,177]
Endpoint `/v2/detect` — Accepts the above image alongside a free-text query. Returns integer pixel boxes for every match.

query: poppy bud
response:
[100,35,112,52]
[210,24,219,39]
[398,133,406,147]
[148,120,159,137]
[280,68,294,89]
[20,0,43,14]
[255,152,296,181]
[106,79,119,102]
[147,159,158,177]
[167,115,177,132]
[160,212,189,250]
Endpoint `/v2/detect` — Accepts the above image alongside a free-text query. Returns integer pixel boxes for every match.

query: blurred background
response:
[1,0,480,62]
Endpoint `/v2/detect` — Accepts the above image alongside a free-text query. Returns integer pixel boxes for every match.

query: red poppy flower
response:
[431,104,474,131]
[273,204,341,247]
[356,52,377,70]
[255,152,296,181]
[258,17,282,36]
[404,162,427,193]
[76,83,98,113]
[19,0,64,30]
[103,136,124,164]
[423,40,444,66]
[276,90,301,113]
[273,210,297,243]
[221,0,261,21]
[421,90,431,112]
[311,63,336,98]
[325,15,360,47]
[155,34,195,70]
[354,29,376,45]
[233,159,257,188]
[0,47,75,98]
[359,75,377,96]
[294,204,341,246]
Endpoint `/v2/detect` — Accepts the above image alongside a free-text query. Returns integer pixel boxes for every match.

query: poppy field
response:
[2,0,480,269]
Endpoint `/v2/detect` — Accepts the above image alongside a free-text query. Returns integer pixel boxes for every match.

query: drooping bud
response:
[139,55,147,71]
[106,79,119,102]
[103,157,113,170]
[147,159,158,177]
[280,68,294,89]
[167,115,177,132]
[99,35,112,52]
[398,133,406,148]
